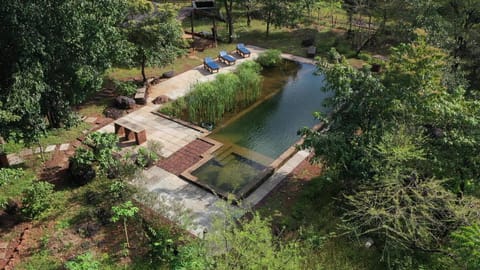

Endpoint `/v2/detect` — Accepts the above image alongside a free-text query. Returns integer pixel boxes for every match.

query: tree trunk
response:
[246,5,251,27]
[123,218,130,248]
[224,0,234,43]
[266,12,271,37]
[141,54,147,83]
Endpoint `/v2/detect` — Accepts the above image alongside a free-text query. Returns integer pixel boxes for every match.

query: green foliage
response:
[258,0,304,36]
[21,181,55,219]
[256,49,282,68]
[113,80,138,96]
[451,223,480,269]
[159,97,187,118]
[65,252,101,270]
[208,211,307,269]
[145,226,177,265]
[69,148,96,185]
[16,250,60,270]
[136,147,159,168]
[0,168,34,209]
[111,200,139,248]
[162,62,262,125]
[125,4,185,81]
[327,47,343,63]
[84,132,119,172]
[301,36,480,263]
[173,241,212,270]
[0,0,129,130]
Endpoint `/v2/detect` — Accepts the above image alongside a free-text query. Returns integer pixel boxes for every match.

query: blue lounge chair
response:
[219,51,236,65]
[236,43,251,58]
[203,57,219,73]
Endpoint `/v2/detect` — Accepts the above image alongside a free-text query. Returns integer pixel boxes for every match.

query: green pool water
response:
[193,61,331,196]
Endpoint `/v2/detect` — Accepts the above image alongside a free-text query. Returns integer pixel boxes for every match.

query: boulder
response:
[162,71,175,78]
[152,95,170,104]
[114,96,135,109]
[301,38,315,47]
[103,107,125,119]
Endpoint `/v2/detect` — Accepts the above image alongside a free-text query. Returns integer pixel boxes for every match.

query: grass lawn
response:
[107,16,367,82]
[2,122,91,155]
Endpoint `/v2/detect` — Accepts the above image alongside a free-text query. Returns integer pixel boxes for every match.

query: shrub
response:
[65,252,101,270]
[114,80,138,97]
[145,225,178,265]
[84,132,118,154]
[136,147,159,167]
[84,132,119,173]
[357,52,372,62]
[327,47,342,63]
[0,168,34,210]
[69,148,96,185]
[22,181,55,219]
[256,49,282,68]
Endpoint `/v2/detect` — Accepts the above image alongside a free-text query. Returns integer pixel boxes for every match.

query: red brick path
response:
[157,139,214,175]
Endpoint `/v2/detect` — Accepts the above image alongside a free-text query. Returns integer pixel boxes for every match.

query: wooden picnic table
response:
[114,118,147,145]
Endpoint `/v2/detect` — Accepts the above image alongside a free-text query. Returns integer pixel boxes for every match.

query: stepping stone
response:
[0,250,5,260]
[44,145,56,152]
[59,143,70,151]
[6,154,24,165]
[33,147,41,154]
[84,117,97,123]
[19,149,33,156]
[0,242,8,249]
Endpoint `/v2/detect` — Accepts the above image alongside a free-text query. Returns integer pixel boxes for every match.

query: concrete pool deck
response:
[98,46,318,236]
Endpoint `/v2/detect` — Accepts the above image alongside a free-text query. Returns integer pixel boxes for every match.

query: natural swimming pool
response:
[192,61,332,198]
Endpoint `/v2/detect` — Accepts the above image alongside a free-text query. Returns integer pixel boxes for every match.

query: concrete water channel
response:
[98,46,327,236]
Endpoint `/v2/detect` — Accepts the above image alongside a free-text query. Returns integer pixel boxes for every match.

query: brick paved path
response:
[157,139,214,175]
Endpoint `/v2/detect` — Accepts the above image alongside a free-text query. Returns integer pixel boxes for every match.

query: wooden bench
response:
[114,118,147,145]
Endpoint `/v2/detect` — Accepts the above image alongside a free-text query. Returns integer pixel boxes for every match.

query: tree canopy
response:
[300,33,480,264]
[0,0,129,137]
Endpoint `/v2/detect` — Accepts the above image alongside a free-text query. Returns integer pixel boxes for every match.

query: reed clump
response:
[160,61,263,125]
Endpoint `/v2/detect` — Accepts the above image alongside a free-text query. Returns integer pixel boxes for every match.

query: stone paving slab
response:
[132,167,231,236]
[244,150,310,207]
[44,145,56,152]
[84,117,97,123]
[6,154,24,166]
[59,143,70,151]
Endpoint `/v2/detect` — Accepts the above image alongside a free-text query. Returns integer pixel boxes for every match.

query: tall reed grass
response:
[160,61,263,125]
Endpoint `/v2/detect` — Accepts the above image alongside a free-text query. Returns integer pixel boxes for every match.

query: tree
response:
[111,200,139,248]
[0,0,129,130]
[258,0,303,37]
[300,33,480,263]
[125,4,185,82]
[223,0,235,43]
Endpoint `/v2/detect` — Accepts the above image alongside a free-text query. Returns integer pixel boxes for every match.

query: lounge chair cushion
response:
[236,44,250,56]
[204,57,219,71]
[219,51,236,63]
